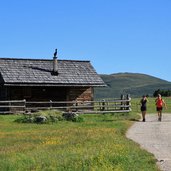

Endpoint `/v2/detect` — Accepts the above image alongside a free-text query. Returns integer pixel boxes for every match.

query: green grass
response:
[0,108,160,171]
[131,97,171,114]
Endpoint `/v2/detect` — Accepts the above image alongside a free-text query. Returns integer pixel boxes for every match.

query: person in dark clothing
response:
[140,95,148,122]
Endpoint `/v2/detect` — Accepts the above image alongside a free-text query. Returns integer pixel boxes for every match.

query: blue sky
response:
[0,0,171,81]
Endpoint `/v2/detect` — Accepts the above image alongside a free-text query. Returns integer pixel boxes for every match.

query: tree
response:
[153,89,171,97]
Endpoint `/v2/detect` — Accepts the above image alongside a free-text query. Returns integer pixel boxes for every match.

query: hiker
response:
[155,94,167,121]
[140,95,148,122]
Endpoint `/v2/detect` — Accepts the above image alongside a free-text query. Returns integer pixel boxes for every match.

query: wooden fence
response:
[0,96,131,114]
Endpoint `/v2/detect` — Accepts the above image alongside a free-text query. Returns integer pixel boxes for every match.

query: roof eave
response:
[3,83,106,87]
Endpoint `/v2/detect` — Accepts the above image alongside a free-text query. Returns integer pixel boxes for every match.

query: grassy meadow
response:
[0,97,167,171]
[131,96,171,114]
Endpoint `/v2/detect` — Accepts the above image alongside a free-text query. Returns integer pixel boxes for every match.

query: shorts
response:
[156,107,163,111]
[141,106,146,112]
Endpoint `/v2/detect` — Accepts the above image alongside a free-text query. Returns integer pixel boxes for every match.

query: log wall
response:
[0,86,93,102]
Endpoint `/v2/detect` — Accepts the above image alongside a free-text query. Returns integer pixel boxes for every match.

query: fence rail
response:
[0,97,131,114]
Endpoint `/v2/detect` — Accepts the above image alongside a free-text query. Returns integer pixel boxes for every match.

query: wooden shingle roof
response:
[0,58,105,87]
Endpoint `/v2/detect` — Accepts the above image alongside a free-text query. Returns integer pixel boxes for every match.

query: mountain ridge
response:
[94,72,171,99]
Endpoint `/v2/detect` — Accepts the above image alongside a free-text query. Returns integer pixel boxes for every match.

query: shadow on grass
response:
[129,118,140,122]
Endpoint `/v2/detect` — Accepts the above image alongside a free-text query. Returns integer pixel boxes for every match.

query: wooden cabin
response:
[0,57,105,103]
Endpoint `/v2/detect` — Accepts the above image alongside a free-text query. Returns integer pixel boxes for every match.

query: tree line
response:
[153,89,171,97]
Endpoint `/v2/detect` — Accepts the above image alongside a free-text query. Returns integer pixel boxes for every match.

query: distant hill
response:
[94,73,171,99]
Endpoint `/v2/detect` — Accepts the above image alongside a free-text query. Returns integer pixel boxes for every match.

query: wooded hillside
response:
[94,73,171,99]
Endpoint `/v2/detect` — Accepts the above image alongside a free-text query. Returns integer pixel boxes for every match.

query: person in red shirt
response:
[155,94,167,121]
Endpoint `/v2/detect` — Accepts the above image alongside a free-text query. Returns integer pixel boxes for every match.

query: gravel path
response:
[126,114,171,171]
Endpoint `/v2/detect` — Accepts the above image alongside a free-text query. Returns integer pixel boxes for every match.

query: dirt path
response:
[126,114,171,171]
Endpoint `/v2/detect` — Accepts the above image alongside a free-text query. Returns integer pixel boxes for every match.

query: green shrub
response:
[15,115,35,123]
[14,110,84,124]
[72,115,84,122]
[15,110,64,124]
[62,112,84,122]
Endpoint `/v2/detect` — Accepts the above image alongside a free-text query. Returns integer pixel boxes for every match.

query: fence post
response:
[120,94,124,110]
[126,94,131,110]
[50,100,52,110]
[8,101,11,113]
[74,100,78,112]
[101,99,105,111]
[23,99,26,113]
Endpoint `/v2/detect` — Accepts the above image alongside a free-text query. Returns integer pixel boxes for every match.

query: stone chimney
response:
[52,49,58,75]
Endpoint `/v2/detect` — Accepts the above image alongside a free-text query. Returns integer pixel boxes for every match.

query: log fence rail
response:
[0,96,131,114]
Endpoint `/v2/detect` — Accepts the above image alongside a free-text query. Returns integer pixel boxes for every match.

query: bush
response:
[35,115,47,123]
[14,110,84,124]
[72,115,84,122]
[15,115,35,123]
[15,110,63,124]
[62,112,84,122]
